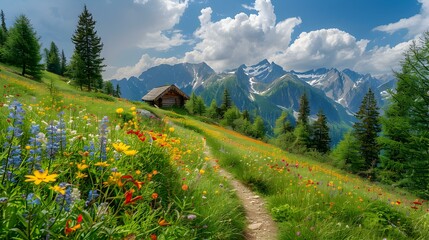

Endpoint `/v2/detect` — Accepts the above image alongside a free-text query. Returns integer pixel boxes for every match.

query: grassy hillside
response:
[156,111,429,239]
[0,64,245,239]
[2,64,429,239]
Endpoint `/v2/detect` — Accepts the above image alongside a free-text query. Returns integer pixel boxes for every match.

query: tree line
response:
[0,7,121,97]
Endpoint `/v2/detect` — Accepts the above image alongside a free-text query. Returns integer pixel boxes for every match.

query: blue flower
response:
[46,122,59,160]
[27,124,42,171]
[26,193,41,206]
[86,190,99,207]
[99,116,109,161]
[55,183,72,211]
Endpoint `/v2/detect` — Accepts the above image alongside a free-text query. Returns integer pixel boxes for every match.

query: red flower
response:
[150,234,157,240]
[413,199,423,205]
[65,214,83,236]
[124,190,142,205]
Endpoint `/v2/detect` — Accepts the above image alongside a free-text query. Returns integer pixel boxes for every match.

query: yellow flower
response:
[169,127,175,132]
[94,161,110,167]
[103,172,123,186]
[116,108,124,114]
[76,163,89,171]
[135,170,141,175]
[25,169,58,185]
[25,145,31,150]
[130,106,136,111]
[112,142,130,153]
[76,172,88,179]
[50,185,66,195]
[124,150,138,156]
[199,169,205,175]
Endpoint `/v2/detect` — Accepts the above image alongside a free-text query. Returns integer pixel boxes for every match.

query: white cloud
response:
[110,54,182,79]
[355,38,416,75]
[184,0,301,71]
[273,28,369,71]
[374,0,429,37]
[138,30,192,51]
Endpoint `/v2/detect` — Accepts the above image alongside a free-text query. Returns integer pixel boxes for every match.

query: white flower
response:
[115,125,121,131]
[71,188,81,202]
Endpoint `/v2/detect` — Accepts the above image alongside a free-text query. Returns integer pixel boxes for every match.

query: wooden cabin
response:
[142,85,189,108]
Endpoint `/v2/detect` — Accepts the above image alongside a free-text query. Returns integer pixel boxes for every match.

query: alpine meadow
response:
[1,1,429,240]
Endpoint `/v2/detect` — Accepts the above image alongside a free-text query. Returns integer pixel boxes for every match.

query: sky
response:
[1,0,426,79]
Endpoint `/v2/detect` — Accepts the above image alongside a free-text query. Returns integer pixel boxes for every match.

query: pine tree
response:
[60,49,67,76]
[242,110,250,120]
[115,84,121,98]
[71,5,105,91]
[185,92,198,114]
[298,93,310,126]
[3,15,42,80]
[0,10,7,46]
[45,41,61,74]
[274,111,293,137]
[353,88,381,175]
[312,110,330,153]
[104,81,114,95]
[380,34,429,196]
[195,96,206,115]
[220,88,232,116]
[69,51,85,88]
[252,116,265,139]
[206,99,219,119]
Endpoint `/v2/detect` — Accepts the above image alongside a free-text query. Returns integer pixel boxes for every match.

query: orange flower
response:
[124,190,142,205]
[158,218,169,226]
[152,193,158,200]
[182,184,189,191]
[150,234,157,240]
[413,199,423,205]
[65,214,83,236]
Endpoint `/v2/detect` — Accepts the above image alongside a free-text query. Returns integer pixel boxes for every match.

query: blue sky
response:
[1,0,427,79]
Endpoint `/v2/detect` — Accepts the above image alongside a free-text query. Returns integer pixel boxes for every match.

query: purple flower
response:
[187,214,197,220]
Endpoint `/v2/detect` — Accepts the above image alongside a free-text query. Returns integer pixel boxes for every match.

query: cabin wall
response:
[160,91,183,107]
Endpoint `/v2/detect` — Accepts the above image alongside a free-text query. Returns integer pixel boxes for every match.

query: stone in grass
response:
[248,223,263,230]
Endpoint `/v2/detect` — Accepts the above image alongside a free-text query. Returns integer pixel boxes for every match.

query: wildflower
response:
[182,184,189,191]
[169,127,175,132]
[27,124,42,170]
[150,234,157,240]
[152,193,158,200]
[25,145,31,150]
[56,183,73,211]
[158,218,169,226]
[26,193,41,206]
[86,190,99,206]
[152,170,158,175]
[187,214,197,220]
[76,172,88,179]
[50,185,66,195]
[46,121,59,159]
[124,189,142,205]
[199,169,205,175]
[71,188,81,202]
[25,169,58,185]
[76,163,89,171]
[135,170,141,175]
[130,106,136,111]
[413,199,423,205]
[103,172,122,186]
[116,108,124,114]
[97,202,109,218]
[112,142,130,153]
[124,150,138,156]
[95,161,110,167]
[65,214,83,236]
[99,116,109,161]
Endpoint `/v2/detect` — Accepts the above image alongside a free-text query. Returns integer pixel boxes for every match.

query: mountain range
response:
[109,60,395,144]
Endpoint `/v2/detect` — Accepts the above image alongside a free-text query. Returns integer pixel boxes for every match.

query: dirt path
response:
[204,147,278,240]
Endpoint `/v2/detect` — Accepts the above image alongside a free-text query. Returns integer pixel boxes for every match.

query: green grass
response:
[164,113,429,240]
[0,63,246,239]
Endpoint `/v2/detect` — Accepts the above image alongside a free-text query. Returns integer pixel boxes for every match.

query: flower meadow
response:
[169,116,429,240]
[0,69,245,239]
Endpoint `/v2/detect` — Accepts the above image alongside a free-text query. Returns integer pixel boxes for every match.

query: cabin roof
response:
[142,85,189,101]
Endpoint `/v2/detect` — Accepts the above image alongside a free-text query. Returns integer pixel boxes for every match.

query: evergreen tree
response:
[221,106,240,127]
[0,10,7,48]
[104,81,114,95]
[3,15,42,80]
[220,88,232,116]
[60,49,67,76]
[353,88,381,175]
[312,110,330,153]
[380,34,429,196]
[185,92,198,114]
[45,41,61,74]
[69,51,85,88]
[71,5,105,91]
[206,99,219,119]
[242,110,250,120]
[115,84,121,98]
[252,116,265,139]
[297,93,310,126]
[331,131,364,172]
[274,111,293,137]
[195,96,206,115]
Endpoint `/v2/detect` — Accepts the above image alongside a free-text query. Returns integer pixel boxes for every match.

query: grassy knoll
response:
[159,113,429,240]
[0,64,245,239]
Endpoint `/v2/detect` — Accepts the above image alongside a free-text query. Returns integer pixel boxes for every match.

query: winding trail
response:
[204,146,278,240]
